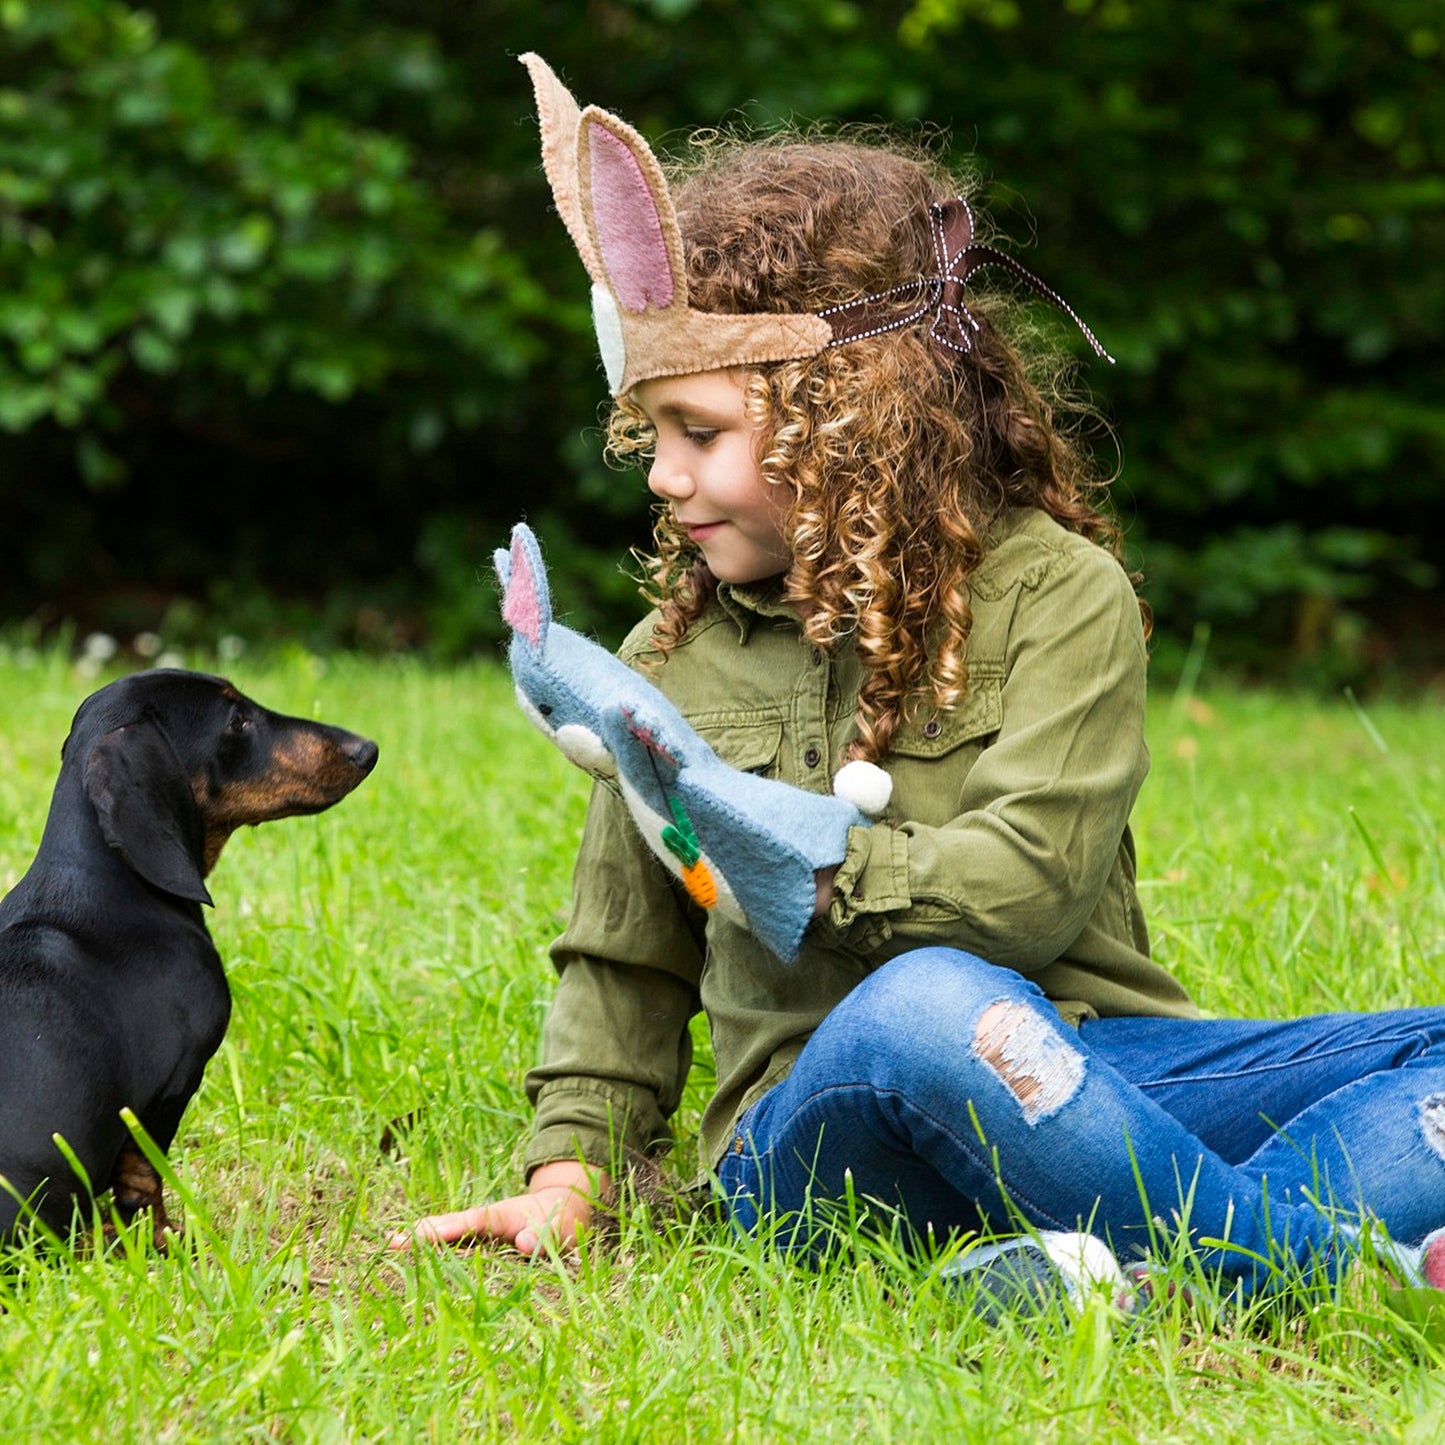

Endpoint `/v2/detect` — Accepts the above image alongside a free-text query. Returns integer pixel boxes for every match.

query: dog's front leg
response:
[107,1143,179,1252]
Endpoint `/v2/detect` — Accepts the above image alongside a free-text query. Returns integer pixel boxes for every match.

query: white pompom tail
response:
[832,760,893,818]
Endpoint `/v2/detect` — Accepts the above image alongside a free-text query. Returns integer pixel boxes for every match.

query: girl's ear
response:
[499,524,551,651]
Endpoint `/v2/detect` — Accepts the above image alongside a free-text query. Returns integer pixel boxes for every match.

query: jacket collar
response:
[715,577,797,642]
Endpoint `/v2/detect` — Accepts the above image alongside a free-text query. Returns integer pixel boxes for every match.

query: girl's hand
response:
[389,1160,609,1256]
[814,864,839,919]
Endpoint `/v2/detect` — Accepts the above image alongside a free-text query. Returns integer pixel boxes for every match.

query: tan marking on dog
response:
[106,1142,178,1252]
[195,732,365,873]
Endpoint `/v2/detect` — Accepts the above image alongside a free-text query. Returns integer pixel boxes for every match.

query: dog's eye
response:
[227,711,251,735]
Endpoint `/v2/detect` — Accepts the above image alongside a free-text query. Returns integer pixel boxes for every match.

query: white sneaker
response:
[939,1230,1126,1322]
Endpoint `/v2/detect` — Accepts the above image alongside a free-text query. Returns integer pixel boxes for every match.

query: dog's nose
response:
[345,736,380,774]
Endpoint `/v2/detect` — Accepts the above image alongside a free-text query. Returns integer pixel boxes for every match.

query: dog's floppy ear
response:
[83,720,214,906]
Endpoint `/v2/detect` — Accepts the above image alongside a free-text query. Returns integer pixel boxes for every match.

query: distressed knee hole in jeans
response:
[973,1000,1085,1126]
[1419,1093,1445,1162]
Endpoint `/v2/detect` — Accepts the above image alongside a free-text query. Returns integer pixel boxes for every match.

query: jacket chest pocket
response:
[882,675,1002,826]
[693,715,786,779]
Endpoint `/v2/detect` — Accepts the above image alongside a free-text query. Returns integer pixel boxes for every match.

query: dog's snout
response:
[345,735,380,775]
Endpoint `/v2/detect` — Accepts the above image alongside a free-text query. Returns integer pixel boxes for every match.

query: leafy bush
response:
[1,0,1440,677]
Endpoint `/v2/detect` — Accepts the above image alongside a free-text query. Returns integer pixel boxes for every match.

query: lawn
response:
[0,643,1442,1442]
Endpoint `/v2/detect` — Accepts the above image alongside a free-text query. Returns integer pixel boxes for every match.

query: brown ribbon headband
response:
[818,198,1114,365]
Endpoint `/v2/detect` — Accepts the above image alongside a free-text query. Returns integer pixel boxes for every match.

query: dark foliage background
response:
[2,0,1441,684]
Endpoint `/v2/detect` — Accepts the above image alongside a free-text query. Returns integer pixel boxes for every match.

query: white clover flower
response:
[82,632,118,663]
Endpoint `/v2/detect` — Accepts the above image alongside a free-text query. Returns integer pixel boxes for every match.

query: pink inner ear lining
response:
[503,539,545,646]
[587,123,676,313]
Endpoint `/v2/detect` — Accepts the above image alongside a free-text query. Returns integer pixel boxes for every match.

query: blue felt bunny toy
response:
[494,523,892,962]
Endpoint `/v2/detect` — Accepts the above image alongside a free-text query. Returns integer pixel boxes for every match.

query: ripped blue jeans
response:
[714,948,1445,1293]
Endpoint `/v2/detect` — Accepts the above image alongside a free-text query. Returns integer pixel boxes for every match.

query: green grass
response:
[0,645,1443,1442]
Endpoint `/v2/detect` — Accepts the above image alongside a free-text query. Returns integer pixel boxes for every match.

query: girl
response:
[395,56,1445,1309]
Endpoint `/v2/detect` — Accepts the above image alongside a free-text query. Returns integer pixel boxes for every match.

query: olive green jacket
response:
[522,508,1198,1182]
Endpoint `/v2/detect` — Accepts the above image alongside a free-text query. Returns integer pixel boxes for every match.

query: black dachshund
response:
[0,669,377,1247]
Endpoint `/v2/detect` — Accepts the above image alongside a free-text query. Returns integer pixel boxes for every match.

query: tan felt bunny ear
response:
[520,52,602,281]
[577,108,685,313]
[520,53,830,395]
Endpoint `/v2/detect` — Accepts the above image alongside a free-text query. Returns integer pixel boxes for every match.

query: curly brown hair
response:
[606,132,1140,764]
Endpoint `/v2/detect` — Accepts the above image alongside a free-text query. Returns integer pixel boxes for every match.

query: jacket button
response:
[923,719,942,739]
[804,746,821,768]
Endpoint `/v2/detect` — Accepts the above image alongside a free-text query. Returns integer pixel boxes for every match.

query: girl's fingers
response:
[389,1186,589,1253]
[388,1200,514,1249]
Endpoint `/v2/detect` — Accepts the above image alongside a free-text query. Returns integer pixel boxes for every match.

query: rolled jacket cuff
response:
[523,1124,620,1180]
[832,823,911,919]
[813,824,912,953]
[523,1079,668,1180]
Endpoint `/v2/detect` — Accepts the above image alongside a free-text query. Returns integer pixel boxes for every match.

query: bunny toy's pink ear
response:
[500,524,550,650]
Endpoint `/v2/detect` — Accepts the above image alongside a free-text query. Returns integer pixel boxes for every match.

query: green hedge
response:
[1,0,1440,683]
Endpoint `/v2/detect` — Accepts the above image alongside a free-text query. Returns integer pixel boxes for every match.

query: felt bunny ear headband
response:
[520,52,1111,397]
